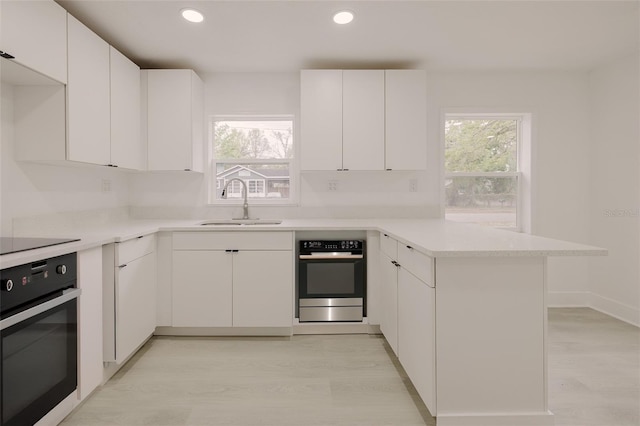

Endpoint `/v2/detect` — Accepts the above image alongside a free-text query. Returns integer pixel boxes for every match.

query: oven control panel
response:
[0,253,77,315]
[300,240,363,253]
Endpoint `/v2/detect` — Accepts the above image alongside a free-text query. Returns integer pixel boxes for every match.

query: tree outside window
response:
[444,117,520,229]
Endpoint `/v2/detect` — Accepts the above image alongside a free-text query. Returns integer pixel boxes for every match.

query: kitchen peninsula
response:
[0,218,605,426]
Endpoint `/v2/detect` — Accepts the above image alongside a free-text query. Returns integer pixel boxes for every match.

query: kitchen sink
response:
[199,219,283,226]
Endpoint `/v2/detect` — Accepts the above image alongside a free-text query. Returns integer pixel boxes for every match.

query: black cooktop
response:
[0,237,80,256]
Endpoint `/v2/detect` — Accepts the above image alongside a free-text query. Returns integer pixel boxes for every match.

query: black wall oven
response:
[298,240,366,322]
[1,253,80,426]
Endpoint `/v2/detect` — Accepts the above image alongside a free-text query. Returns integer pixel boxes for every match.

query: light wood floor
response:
[61,308,639,426]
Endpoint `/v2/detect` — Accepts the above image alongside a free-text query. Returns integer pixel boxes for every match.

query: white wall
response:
[0,82,130,236]
[426,70,592,303]
[587,54,640,325]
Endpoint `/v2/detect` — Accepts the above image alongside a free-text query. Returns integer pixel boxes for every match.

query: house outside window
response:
[444,114,529,231]
[210,117,294,204]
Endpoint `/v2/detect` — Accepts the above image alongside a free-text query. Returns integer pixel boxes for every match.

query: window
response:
[210,117,294,203]
[444,115,524,230]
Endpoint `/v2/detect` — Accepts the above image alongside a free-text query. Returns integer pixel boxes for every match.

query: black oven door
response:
[1,289,80,426]
[299,257,366,300]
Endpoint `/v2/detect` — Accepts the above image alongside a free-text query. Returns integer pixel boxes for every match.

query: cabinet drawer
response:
[117,234,156,264]
[173,232,293,251]
[398,244,434,287]
[380,233,398,259]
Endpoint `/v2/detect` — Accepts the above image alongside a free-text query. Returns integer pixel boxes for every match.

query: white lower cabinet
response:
[379,251,399,356]
[103,235,156,364]
[115,252,156,362]
[171,232,294,331]
[172,250,233,327]
[379,232,436,415]
[232,251,293,327]
[398,267,436,413]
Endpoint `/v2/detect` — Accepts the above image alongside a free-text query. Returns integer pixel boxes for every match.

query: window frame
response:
[442,112,531,232]
[207,115,298,206]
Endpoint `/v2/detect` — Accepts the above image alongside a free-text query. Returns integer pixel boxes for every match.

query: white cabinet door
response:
[0,0,67,83]
[67,14,110,165]
[172,250,233,327]
[385,70,427,170]
[232,251,293,327]
[77,247,103,400]
[115,252,156,363]
[190,72,204,173]
[110,46,143,170]
[379,252,399,356]
[147,69,203,172]
[343,70,385,171]
[300,70,343,171]
[398,267,436,414]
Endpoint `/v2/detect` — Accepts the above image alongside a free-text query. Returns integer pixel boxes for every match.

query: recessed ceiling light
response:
[333,10,354,25]
[181,8,204,23]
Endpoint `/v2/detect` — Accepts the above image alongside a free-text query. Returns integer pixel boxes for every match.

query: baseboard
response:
[436,411,555,426]
[154,326,293,336]
[547,291,589,307]
[548,290,640,328]
[589,292,640,327]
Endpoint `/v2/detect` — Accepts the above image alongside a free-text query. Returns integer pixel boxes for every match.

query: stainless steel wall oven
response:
[1,253,80,426]
[298,240,366,322]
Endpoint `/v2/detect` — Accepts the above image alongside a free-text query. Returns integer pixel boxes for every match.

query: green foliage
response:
[445,119,518,209]
[445,119,517,173]
[214,122,293,160]
[214,124,249,159]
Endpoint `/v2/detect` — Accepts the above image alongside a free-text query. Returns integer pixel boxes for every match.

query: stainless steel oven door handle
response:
[299,254,364,260]
[0,288,82,331]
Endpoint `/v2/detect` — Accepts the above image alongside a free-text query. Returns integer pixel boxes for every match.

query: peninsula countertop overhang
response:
[0,218,607,269]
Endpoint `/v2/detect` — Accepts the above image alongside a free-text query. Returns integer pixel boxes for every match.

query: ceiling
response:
[55,0,639,74]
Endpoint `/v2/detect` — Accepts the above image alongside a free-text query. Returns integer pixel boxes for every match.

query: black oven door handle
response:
[0,287,82,331]
[299,254,364,260]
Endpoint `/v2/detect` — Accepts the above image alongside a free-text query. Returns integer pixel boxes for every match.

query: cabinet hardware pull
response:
[118,264,127,268]
[137,236,143,239]
[386,168,392,171]
[407,245,413,250]
[0,51,15,59]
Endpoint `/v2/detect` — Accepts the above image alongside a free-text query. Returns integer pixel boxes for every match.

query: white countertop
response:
[0,218,606,269]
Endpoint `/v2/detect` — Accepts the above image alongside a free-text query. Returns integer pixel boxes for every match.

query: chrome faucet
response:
[221,178,250,220]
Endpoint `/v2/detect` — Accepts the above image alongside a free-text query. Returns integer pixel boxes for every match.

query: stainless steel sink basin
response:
[199,219,283,226]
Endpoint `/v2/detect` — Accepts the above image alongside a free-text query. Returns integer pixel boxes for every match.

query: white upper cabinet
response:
[67,14,111,165]
[300,69,426,171]
[1,0,68,83]
[300,70,343,171]
[146,69,204,172]
[110,46,143,170]
[343,70,385,171]
[385,70,427,171]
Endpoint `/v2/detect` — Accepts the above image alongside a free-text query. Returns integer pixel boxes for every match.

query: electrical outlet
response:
[409,179,418,192]
[102,179,111,193]
[328,181,339,191]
